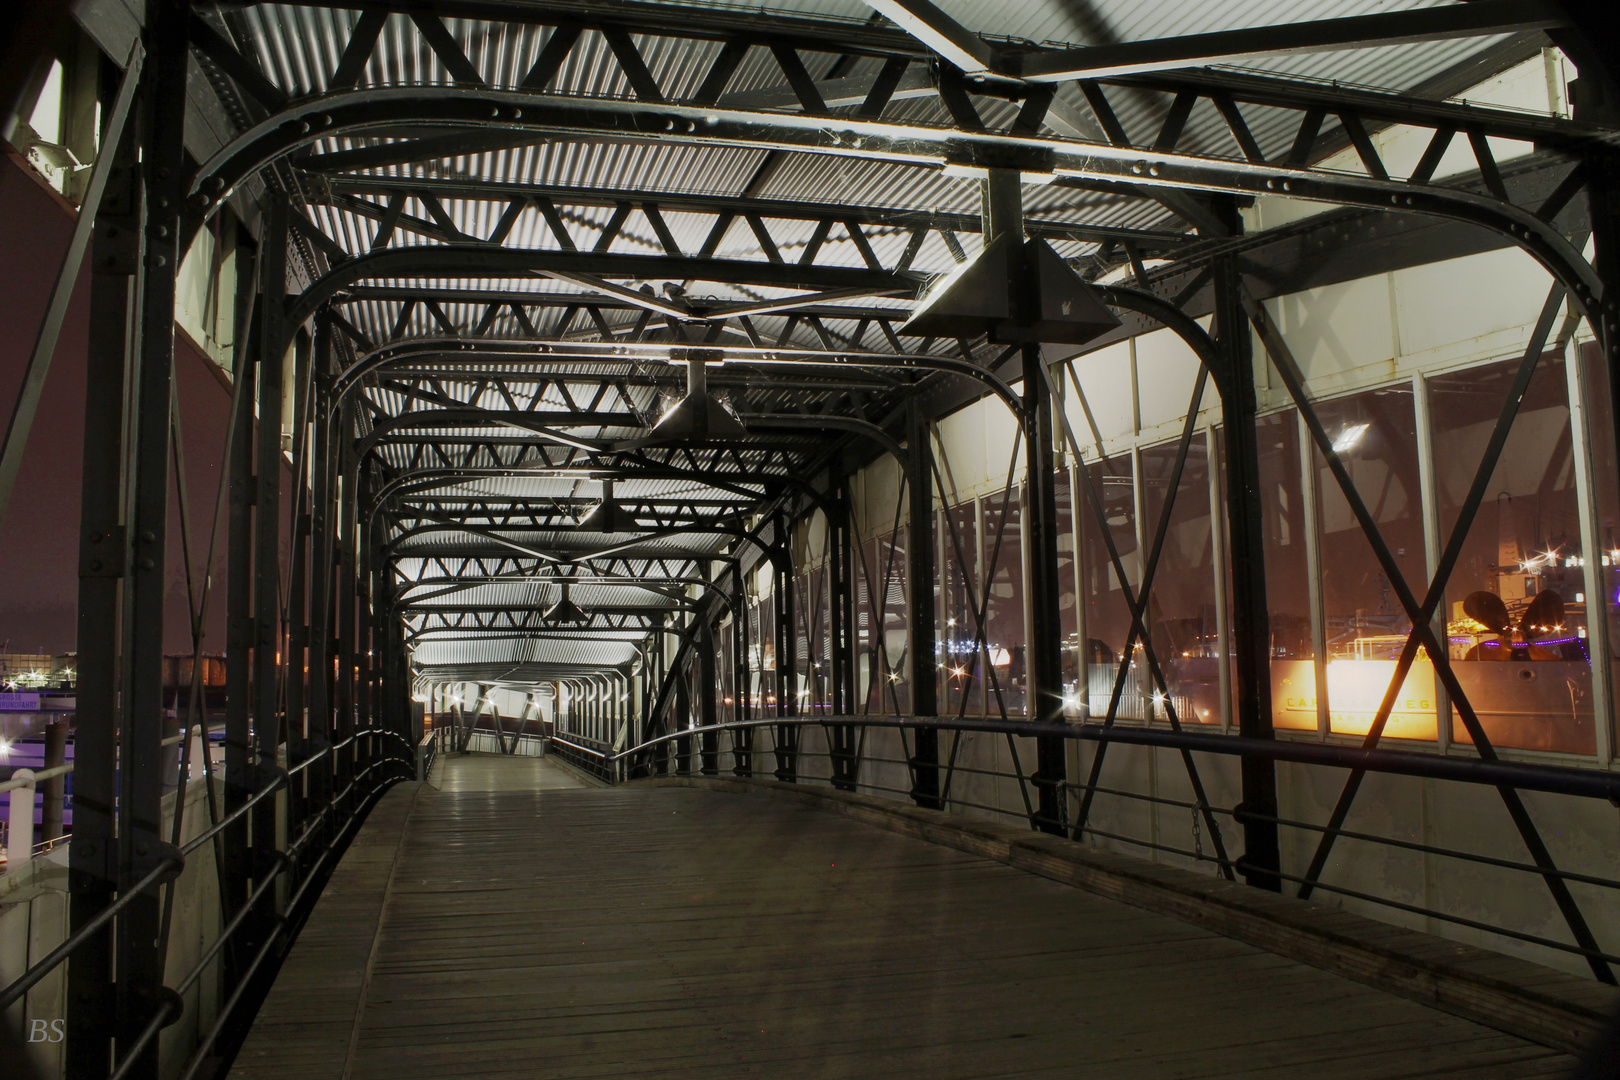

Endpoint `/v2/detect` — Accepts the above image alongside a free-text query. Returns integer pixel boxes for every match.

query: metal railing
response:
[549,732,614,782]
[599,713,1620,982]
[0,762,73,869]
[0,727,416,1079]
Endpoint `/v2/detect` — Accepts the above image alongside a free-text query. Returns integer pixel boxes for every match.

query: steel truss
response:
[7,3,1620,1076]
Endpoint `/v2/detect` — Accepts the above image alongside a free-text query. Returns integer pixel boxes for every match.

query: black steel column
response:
[285,330,311,830]
[698,604,720,776]
[66,67,138,1075]
[772,517,798,781]
[732,561,752,776]
[335,443,359,815]
[1213,199,1282,890]
[907,402,940,808]
[1586,151,1620,518]
[1023,341,1068,835]
[306,320,335,835]
[829,479,858,790]
[674,665,692,775]
[118,2,189,1069]
[221,276,258,986]
[250,196,289,956]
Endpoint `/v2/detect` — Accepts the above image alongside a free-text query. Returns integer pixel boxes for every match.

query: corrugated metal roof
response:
[213,1,1548,689]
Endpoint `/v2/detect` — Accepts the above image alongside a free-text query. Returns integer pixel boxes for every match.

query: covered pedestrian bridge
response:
[2,1,1620,1077]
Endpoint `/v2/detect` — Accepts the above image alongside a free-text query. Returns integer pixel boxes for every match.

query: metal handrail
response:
[616,714,1620,802]
[0,744,413,1013]
[551,734,609,758]
[631,717,1620,976]
[0,762,72,793]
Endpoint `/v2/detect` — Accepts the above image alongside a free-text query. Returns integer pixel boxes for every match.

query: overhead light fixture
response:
[578,478,634,533]
[902,235,1120,346]
[617,356,746,449]
[544,581,589,625]
[1330,422,1370,454]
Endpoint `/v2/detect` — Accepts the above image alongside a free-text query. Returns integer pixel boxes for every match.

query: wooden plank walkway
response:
[232,754,1577,1079]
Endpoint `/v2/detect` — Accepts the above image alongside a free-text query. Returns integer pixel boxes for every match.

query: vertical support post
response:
[67,57,138,1075]
[221,274,258,992]
[250,196,288,947]
[117,1,190,1066]
[6,771,36,866]
[732,562,752,776]
[41,719,67,842]
[674,668,692,775]
[1565,335,1618,765]
[1411,373,1451,752]
[773,515,799,781]
[335,447,359,806]
[698,613,719,776]
[306,319,335,824]
[907,401,939,807]
[1297,411,1330,738]
[1024,339,1068,835]
[1204,428,1233,732]
[1583,148,1620,766]
[286,331,312,827]
[1212,201,1282,891]
[829,478,858,789]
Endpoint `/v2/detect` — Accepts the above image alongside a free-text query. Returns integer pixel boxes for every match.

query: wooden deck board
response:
[232,755,1578,1079]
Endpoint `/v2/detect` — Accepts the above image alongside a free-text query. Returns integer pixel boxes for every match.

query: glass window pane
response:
[1431,353,1594,754]
[941,501,982,717]
[982,490,1026,717]
[1311,384,1434,741]
[878,528,911,715]
[1056,470,1084,717]
[1079,454,1140,719]
[1140,436,1221,725]
[1255,411,1319,733]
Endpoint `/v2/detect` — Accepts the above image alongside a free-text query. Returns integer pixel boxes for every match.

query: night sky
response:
[0,149,234,659]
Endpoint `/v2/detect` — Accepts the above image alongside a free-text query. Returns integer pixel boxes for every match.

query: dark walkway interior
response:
[230,755,1574,1079]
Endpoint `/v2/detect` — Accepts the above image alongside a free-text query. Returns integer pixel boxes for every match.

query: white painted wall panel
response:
[1066,340,1134,450]
[1392,246,1548,364]
[1268,274,1396,390]
[935,400,989,501]
[1135,325,1208,432]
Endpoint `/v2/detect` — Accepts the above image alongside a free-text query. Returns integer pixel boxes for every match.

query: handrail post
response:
[6,769,36,867]
[41,719,67,842]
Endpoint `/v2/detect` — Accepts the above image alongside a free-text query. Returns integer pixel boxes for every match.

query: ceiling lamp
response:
[544,582,589,625]
[645,357,748,441]
[902,235,1120,345]
[578,478,633,533]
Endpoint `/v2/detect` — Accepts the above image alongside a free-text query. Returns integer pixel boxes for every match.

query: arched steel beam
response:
[396,573,735,610]
[356,405,907,476]
[332,339,1029,428]
[181,86,1606,317]
[283,246,916,337]
[386,522,750,560]
[1093,284,1227,394]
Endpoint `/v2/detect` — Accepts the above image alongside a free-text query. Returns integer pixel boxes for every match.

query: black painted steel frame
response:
[6,3,1620,1076]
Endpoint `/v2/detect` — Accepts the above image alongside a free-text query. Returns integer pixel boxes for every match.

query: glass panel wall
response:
[843,344,1608,762]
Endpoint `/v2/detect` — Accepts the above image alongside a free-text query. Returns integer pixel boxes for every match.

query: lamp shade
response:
[903,236,1120,346]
